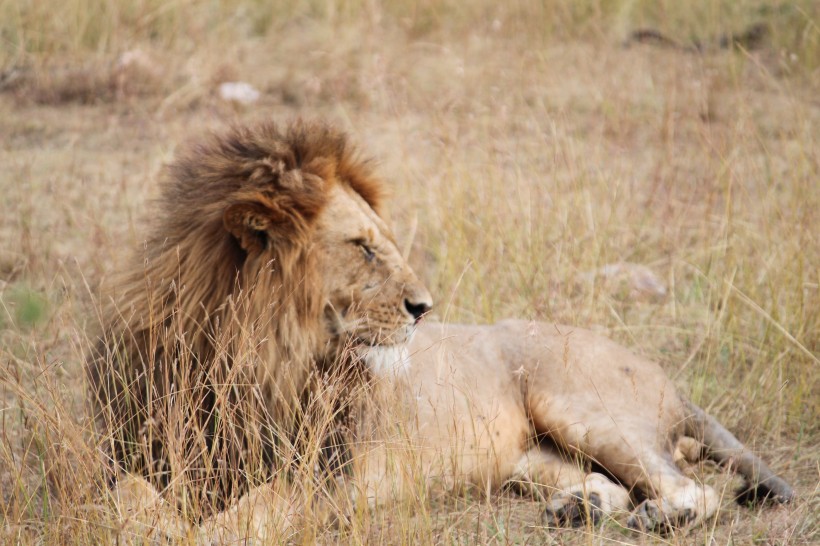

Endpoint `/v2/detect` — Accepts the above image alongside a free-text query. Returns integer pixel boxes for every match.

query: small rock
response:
[218,81,261,104]
[577,262,667,300]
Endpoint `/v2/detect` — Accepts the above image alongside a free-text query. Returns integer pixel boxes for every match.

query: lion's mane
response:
[88,120,383,512]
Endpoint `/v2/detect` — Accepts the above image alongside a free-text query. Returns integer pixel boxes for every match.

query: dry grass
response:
[1,0,818,544]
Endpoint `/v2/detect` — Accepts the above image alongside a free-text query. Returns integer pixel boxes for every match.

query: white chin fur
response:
[357,344,411,377]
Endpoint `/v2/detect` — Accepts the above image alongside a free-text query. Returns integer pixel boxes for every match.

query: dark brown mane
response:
[87,120,384,514]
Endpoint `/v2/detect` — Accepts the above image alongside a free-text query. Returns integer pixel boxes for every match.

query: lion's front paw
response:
[541,491,603,528]
[627,499,695,535]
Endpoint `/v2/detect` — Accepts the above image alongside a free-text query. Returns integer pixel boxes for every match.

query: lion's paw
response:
[541,491,603,528]
[627,499,695,535]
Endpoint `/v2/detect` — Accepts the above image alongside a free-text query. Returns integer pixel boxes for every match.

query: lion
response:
[89,120,794,541]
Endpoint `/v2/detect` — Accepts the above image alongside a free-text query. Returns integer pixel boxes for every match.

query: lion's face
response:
[214,121,431,360]
[315,185,432,349]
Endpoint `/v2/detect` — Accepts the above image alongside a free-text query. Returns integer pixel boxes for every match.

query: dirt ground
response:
[1,3,818,544]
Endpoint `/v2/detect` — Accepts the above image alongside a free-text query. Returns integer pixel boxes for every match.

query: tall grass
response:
[0,0,817,544]
[2,1,818,68]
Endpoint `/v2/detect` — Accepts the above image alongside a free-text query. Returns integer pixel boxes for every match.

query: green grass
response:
[0,1,818,544]
[1,285,50,330]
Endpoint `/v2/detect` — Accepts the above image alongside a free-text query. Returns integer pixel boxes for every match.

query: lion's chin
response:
[355,344,412,377]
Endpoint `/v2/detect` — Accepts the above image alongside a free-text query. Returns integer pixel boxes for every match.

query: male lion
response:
[89,120,793,540]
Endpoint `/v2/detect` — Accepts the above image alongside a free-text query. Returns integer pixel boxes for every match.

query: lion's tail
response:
[683,399,795,504]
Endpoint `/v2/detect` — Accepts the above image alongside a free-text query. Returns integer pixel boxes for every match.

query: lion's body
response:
[208,318,792,540]
[397,320,682,490]
[354,321,707,526]
[91,121,793,541]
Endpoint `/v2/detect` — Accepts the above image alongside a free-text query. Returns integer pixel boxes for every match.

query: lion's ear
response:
[223,203,273,254]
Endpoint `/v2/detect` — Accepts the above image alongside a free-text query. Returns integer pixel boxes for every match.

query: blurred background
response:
[1,1,817,543]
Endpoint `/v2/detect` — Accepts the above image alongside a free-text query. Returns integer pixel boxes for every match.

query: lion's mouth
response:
[351,326,414,348]
[352,336,381,347]
[344,320,417,350]
[324,305,416,349]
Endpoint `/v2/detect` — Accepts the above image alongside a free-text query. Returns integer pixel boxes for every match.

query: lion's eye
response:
[360,243,376,263]
[353,239,376,263]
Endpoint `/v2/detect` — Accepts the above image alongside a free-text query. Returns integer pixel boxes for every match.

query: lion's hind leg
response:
[542,425,721,533]
[509,446,630,528]
[673,435,705,468]
[621,451,721,535]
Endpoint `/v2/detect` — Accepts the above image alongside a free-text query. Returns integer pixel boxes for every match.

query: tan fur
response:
[92,120,792,540]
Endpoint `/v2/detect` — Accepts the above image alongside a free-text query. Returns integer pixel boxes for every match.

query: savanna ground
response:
[1,1,818,544]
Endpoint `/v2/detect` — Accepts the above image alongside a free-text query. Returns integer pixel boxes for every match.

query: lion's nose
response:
[404,298,432,323]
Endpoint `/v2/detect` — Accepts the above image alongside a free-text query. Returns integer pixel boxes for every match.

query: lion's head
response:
[224,157,433,348]
[89,120,431,511]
